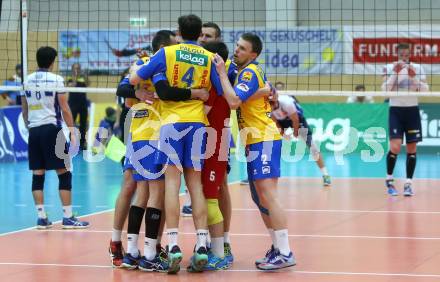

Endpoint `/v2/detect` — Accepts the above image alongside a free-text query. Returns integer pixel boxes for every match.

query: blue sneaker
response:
[139,254,169,272]
[257,249,296,270]
[386,179,398,196]
[403,183,414,196]
[204,251,230,271]
[224,243,234,265]
[181,205,192,217]
[121,252,141,270]
[167,245,183,274]
[62,216,90,229]
[255,245,275,266]
[323,175,331,186]
[188,246,208,273]
[36,217,53,230]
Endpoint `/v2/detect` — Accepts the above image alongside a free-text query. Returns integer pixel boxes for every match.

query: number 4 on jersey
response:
[182,67,194,87]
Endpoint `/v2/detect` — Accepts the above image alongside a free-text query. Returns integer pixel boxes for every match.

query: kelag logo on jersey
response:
[176,50,208,66]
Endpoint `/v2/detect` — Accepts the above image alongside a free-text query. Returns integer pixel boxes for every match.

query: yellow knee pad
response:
[207,199,223,226]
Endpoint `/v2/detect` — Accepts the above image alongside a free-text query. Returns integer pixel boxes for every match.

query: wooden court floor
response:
[1,178,440,282]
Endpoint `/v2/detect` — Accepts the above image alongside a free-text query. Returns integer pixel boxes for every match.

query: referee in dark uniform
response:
[67,63,89,150]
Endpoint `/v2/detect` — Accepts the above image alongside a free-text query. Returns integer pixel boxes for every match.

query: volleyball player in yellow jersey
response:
[212,33,295,270]
[129,15,223,274]
[117,31,177,272]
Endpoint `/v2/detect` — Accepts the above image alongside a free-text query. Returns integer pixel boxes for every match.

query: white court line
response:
[33,229,440,241]
[0,209,113,237]
[233,208,440,214]
[0,262,440,278]
[276,176,440,181]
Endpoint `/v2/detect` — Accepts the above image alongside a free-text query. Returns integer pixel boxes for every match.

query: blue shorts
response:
[246,140,281,181]
[124,140,164,181]
[389,106,422,143]
[156,122,207,171]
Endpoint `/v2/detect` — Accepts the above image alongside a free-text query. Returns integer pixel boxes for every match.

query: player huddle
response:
[22,12,427,276]
[108,14,295,273]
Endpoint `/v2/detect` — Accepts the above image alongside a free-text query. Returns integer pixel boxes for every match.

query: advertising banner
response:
[289,103,389,154]
[59,28,343,75]
[2,106,28,161]
[0,110,16,163]
[344,25,440,74]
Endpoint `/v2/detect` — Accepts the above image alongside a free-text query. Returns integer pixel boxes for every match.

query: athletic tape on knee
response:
[249,180,269,215]
[58,171,72,190]
[207,199,223,226]
[32,174,45,191]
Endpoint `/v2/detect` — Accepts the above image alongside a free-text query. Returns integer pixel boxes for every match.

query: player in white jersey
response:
[21,46,89,229]
[271,94,331,186]
[381,43,429,196]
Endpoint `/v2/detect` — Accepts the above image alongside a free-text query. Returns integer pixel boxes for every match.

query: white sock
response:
[167,228,179,249]
[386,174,393,180]
[127,233,139,257]
[111,229,122,242]
[36,205,46,219]
[224,232,231,244]
[207,232,212,247]
[406,178,412,184]
[274,229,291,256]
[268,228,277,248]
[196,229,209,249]
[211,237,225,258]
[144,237,157,260]
[63,205,72,218]
[320,166,328,176]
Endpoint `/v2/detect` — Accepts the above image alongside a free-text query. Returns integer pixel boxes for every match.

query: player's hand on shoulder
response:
[135,88,155,103]
[212,54,226,75]
[192,88,210,102]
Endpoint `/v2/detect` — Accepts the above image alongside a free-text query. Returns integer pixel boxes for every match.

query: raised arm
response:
[211,54,242,109]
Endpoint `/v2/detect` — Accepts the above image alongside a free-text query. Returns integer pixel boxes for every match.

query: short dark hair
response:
[15,64,22,70]
[203,41,229,61]
[152,30,176,53]
[397,43,410,50]
[355,84,366,91]
[178,14,202,41]
[241,33,263,56]
[202,22,221,38]
[105,107,116,118]
[36,46,57,68]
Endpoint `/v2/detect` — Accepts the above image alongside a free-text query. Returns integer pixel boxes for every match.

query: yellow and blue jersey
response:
[119,57,162,142]
[226,59,238,84]
[136,41,223,125]
[234,61,281,145]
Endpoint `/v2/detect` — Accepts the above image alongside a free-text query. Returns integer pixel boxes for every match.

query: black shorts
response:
[389,106,422,143]
[28,124,70,170]
[278,116,313,147]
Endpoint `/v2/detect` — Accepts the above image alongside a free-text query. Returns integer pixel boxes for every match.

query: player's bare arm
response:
[212,54,241,109]
[21,96,29,129]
